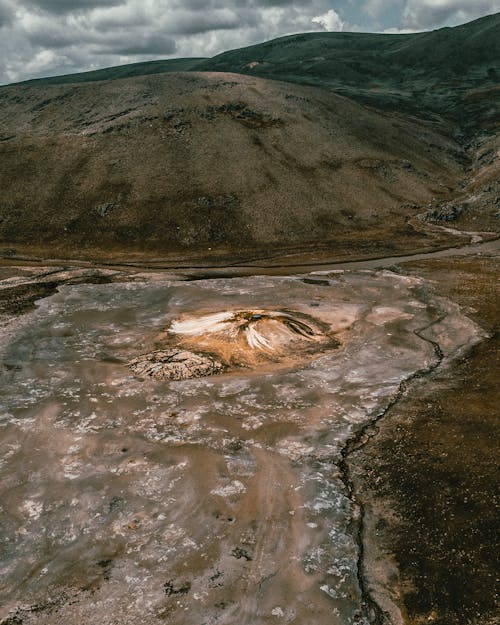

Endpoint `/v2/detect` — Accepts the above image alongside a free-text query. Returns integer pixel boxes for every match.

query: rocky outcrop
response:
[128,349,226,380]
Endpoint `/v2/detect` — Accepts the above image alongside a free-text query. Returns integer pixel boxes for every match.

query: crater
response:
[128,309,339,379]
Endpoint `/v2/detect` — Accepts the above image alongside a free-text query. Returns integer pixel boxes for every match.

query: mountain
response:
[197,12,500,131]
[0,13,498,263]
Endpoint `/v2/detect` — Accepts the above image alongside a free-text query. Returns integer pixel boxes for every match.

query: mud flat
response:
[0,263,486,625]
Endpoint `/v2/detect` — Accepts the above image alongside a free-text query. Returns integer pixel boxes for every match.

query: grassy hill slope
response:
[0,72,463,261]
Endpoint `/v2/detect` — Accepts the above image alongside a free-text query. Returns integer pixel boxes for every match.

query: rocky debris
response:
[422,158,500,230]
[301,277,331,287]
[424,202,464,222]
[0,593,74,624]
[161,108,193,133]
[127,349,226,381]
[356,158,396,181]
[200,102,282,128]
[401,201,419,210]
[477,148,496,166]
[163,108,185,122]
[108,496,125,513]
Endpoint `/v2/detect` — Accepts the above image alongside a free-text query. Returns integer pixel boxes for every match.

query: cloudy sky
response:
[0,0,499,84]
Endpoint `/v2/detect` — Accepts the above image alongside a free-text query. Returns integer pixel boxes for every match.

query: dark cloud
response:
[27,28,75,49]
[168,10,258,36]
[0,0,14,27]
[26,27,175,55]
[171,0,320,8]
[100,34,177,56]
[23,0,124,14]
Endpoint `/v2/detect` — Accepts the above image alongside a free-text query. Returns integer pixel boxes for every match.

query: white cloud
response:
[312,8,345,31]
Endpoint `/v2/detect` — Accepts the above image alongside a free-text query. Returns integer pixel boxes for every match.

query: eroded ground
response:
[350,254,500,625]
[0,256,492,625]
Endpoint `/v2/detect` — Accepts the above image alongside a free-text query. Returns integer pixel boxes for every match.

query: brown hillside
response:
[0,71,465,262]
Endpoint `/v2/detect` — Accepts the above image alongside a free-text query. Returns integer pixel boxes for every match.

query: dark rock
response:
[96,203,116,217]
[96,559,113,581]
[301,278,330,287]
[231,547,253,561]
[164,579,191,596]
[108,496,125,513]
[208,569,224,588]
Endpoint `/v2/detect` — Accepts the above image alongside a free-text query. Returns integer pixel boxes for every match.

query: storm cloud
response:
[0,0,498,84]
[25,0,124,14]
